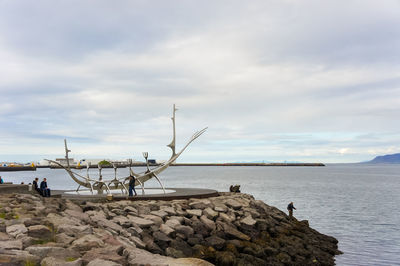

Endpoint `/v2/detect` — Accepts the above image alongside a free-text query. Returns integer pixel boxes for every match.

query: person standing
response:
[129,175,137,197]
[287,202,296,219]
[0,176,3,184]
[40,178,51,197]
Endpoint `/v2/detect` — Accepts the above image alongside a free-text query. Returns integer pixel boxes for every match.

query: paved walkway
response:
[53,187,219,201]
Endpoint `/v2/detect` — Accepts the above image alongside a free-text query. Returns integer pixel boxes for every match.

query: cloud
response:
[0,0,399,163]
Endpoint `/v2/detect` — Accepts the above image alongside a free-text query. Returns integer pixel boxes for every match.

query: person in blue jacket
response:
[40,178,51,197]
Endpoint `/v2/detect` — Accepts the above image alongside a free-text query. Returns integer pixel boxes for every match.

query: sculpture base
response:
[52,187,219,201]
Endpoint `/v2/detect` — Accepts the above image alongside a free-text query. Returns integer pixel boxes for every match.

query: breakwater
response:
[0,192,340,265]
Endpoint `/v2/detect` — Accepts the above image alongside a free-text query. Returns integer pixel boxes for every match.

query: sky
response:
[0,0,399,163]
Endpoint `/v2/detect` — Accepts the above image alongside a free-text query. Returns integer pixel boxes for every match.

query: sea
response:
[1,163,399,266]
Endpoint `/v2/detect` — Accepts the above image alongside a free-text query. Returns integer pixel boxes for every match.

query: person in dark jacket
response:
[128,175,137,197]
[32,178,41,195]
[40,178,51,197]
[287,202,296,219]
[0,176,3,184]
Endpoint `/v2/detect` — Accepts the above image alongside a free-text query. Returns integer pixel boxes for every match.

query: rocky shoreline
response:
[0,192,341,265]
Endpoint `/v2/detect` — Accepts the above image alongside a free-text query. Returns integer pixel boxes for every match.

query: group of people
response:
[32,177,51,197]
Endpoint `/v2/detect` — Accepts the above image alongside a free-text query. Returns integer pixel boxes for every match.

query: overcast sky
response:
[0,0,399,163]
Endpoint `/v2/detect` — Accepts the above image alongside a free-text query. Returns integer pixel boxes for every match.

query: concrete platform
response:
[53,187,219,202]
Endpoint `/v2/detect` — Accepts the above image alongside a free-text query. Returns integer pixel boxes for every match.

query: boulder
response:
[64,209,90,223]
[124,206,138,215]
[205,235,226,250]
[25,246,80,260]
[140,214,163,226]
[175,225,194,239]
[160,206,177,216]
[214,204,228,212]
[82,245,125,265]
[0,250,40,265]
[200,215,216,231]
[71,234,104,252]
[223,223,250,241]
[219,212,234,223]
[87,258,122,266]
[112,216,131,227]
[240,215,257,227]
[6,223,27,238]
[128,216,155,228]
[57,224,93,237]
[0,239,23,250]
[55,233,75,245]
[186,209,202,217]
[129,235,146,249]
[150,210,168,219]
[27,225,52,239]
[203,207,218,220]
[165,218,181,229]
[160,224,175,236]
[41,257,83,266]
[225,199,242,210]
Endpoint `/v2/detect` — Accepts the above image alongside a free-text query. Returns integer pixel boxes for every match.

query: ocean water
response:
[2,164,400,266]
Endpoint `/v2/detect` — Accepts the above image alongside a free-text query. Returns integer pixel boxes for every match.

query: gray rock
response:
[200,215,216,231]
[0,239,23,250]
[0,231,10,240]
[186,209,202,217]
[203,207,218,219]
[27,225,52,239]
[112,216,131,227]
[82,245,125,265]
[150,210,169,218]
[71,234,104,251]
[140,214,163,226]
[0,250,41,265]
[160,206,177,216]
[129,235,146,249]
[223,223,250,241]
[165,218,181,229]
[225,199,242,210]
[175,225,194,239]
[128,216,155,228]
[64,209,90,223]
[57,224,93,237]
[214,204,228,212]
[41,257,83,266]
[159,223,175,236]
[205,235,225,249]
[6,223,27,237]
[55,233,75,245]
[241,215,257,226]
[219,212,234,223]
[87,258,122,266]
[25,246,80,260]
[124,206,138,215]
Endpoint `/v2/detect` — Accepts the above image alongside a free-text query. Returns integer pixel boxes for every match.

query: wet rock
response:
[166,247,185,258]
[216,251,236,266]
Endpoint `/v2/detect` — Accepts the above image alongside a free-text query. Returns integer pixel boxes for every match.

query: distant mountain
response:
[367,153,400,164]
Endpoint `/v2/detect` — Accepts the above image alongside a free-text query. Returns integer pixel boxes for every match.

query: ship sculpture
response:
[46,105,207,195]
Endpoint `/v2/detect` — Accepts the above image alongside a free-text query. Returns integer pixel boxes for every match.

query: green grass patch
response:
[0,212,5,219]
[65,257,77,262]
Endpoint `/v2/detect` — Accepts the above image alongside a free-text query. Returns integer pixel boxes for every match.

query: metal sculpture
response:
[46,105,207,195]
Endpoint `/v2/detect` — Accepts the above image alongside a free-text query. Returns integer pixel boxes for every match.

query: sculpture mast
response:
[167,104,177,158]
